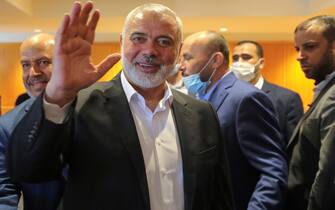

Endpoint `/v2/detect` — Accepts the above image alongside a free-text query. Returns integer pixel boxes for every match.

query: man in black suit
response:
[7,2,233,210]
[232,40,304,144]
[287,15,335,210]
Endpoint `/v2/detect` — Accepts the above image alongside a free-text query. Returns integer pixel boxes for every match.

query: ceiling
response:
[0,0,335,42]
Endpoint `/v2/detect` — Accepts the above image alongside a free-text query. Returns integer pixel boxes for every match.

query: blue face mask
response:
[182,54,217,96]
[183,73,207,95]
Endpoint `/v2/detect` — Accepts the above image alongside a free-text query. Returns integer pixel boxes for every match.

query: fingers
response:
[68,1,82,38]
[96,53,122,78]
[77,1,94,38]
[86,10,100,44]
[65,1,98,43]
[56,14,70,48]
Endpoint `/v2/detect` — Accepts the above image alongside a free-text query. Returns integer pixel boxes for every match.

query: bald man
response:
[0,33,64,210]
[180,31,287,210]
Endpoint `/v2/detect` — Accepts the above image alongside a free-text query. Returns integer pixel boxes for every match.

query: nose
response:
[296,50,305,62]
[178,59,186,75]
[28,64,42,77]
[143,41,159,59]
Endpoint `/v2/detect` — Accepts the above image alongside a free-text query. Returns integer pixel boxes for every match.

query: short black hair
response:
[236,40,264,58]
[295,15,335,43]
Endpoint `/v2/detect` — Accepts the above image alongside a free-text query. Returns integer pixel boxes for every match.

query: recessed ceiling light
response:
[34,29,42,33]
[219,28,228,32]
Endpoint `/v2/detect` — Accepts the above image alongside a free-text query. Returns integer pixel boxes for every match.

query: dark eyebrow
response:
[20,56,52,63]
[302,41,318,46]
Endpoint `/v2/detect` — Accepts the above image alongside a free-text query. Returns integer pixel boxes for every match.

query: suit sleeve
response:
[0,125,20,210]
[308,93,335,210]
[7,95,70,183]
[236,91,288,210]
[285,92,304,142]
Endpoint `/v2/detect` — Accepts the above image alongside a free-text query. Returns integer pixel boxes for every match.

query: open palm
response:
[46,2,120,106]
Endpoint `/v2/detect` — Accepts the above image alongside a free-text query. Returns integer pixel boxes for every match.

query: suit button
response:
[28,134,34,142]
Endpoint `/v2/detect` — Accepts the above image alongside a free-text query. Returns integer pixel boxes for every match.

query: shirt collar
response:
[254,76,264,89]
[120,71,174,108]
[313,71,335,99]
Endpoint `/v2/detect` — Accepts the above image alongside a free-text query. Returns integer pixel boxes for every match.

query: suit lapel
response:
[287,75,335,149]
[171,90,197,210]
[261,80,271,94]
[208,72,236,111]
[103,76,150,210]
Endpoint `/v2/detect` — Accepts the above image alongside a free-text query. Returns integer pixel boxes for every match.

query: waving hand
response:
[46,1,121,106]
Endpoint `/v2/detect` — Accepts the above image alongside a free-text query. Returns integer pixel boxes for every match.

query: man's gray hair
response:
[121,3,183,46]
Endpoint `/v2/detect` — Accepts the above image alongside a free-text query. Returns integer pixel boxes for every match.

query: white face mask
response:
[230,61,259,82]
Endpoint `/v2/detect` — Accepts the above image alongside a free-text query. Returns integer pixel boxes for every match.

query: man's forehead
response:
[234,44,257,54]
[294,28,326,45]
[128,11,177,29]
[20,49,51,60]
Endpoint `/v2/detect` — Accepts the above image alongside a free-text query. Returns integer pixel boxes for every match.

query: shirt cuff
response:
[43,97,74,124]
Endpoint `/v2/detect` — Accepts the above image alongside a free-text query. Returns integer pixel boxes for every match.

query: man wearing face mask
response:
[232,40,304,144]
[180,31,287,210]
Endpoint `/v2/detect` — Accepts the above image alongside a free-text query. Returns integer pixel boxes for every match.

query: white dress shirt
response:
[44,72,184,210]
[254,76,264,90]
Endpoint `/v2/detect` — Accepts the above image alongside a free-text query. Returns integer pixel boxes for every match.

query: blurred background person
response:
[0,33,64,210]
[167,64,188,94]
[287,15,335,210]
[231,40,304,144]
[180,30,287,210]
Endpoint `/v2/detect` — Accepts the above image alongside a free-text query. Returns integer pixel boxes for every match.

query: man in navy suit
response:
[0,33,64,210]
[180,31,287,210]
[231,40,304,144]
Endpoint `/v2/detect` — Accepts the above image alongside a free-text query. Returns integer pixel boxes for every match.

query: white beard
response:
[121,53,173,88]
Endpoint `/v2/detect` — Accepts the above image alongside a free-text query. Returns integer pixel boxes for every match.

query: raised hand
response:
[46,1,121,106]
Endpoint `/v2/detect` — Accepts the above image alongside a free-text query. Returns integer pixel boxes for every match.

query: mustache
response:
[137,55,162,65]
[299,61,311,67]
[26,76,49,86]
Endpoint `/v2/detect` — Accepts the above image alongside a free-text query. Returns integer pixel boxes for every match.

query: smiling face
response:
[121,8,181,89]
[294,26,335,84]
[20,34,54,97]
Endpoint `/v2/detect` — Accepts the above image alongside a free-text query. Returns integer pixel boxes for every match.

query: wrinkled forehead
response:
[20,42,53,60]
[125,10,180,38]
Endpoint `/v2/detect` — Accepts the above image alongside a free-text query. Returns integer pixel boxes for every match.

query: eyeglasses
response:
[21,58,52,71]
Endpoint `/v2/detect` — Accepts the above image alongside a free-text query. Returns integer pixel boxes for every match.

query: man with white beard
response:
[7,2,233,210]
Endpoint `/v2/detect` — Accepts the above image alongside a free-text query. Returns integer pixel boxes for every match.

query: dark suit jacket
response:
[206,72,287,210]
[261,80,304,144]
[287,75,335,210]
[7,75,233,210]
[0,99,64,210]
